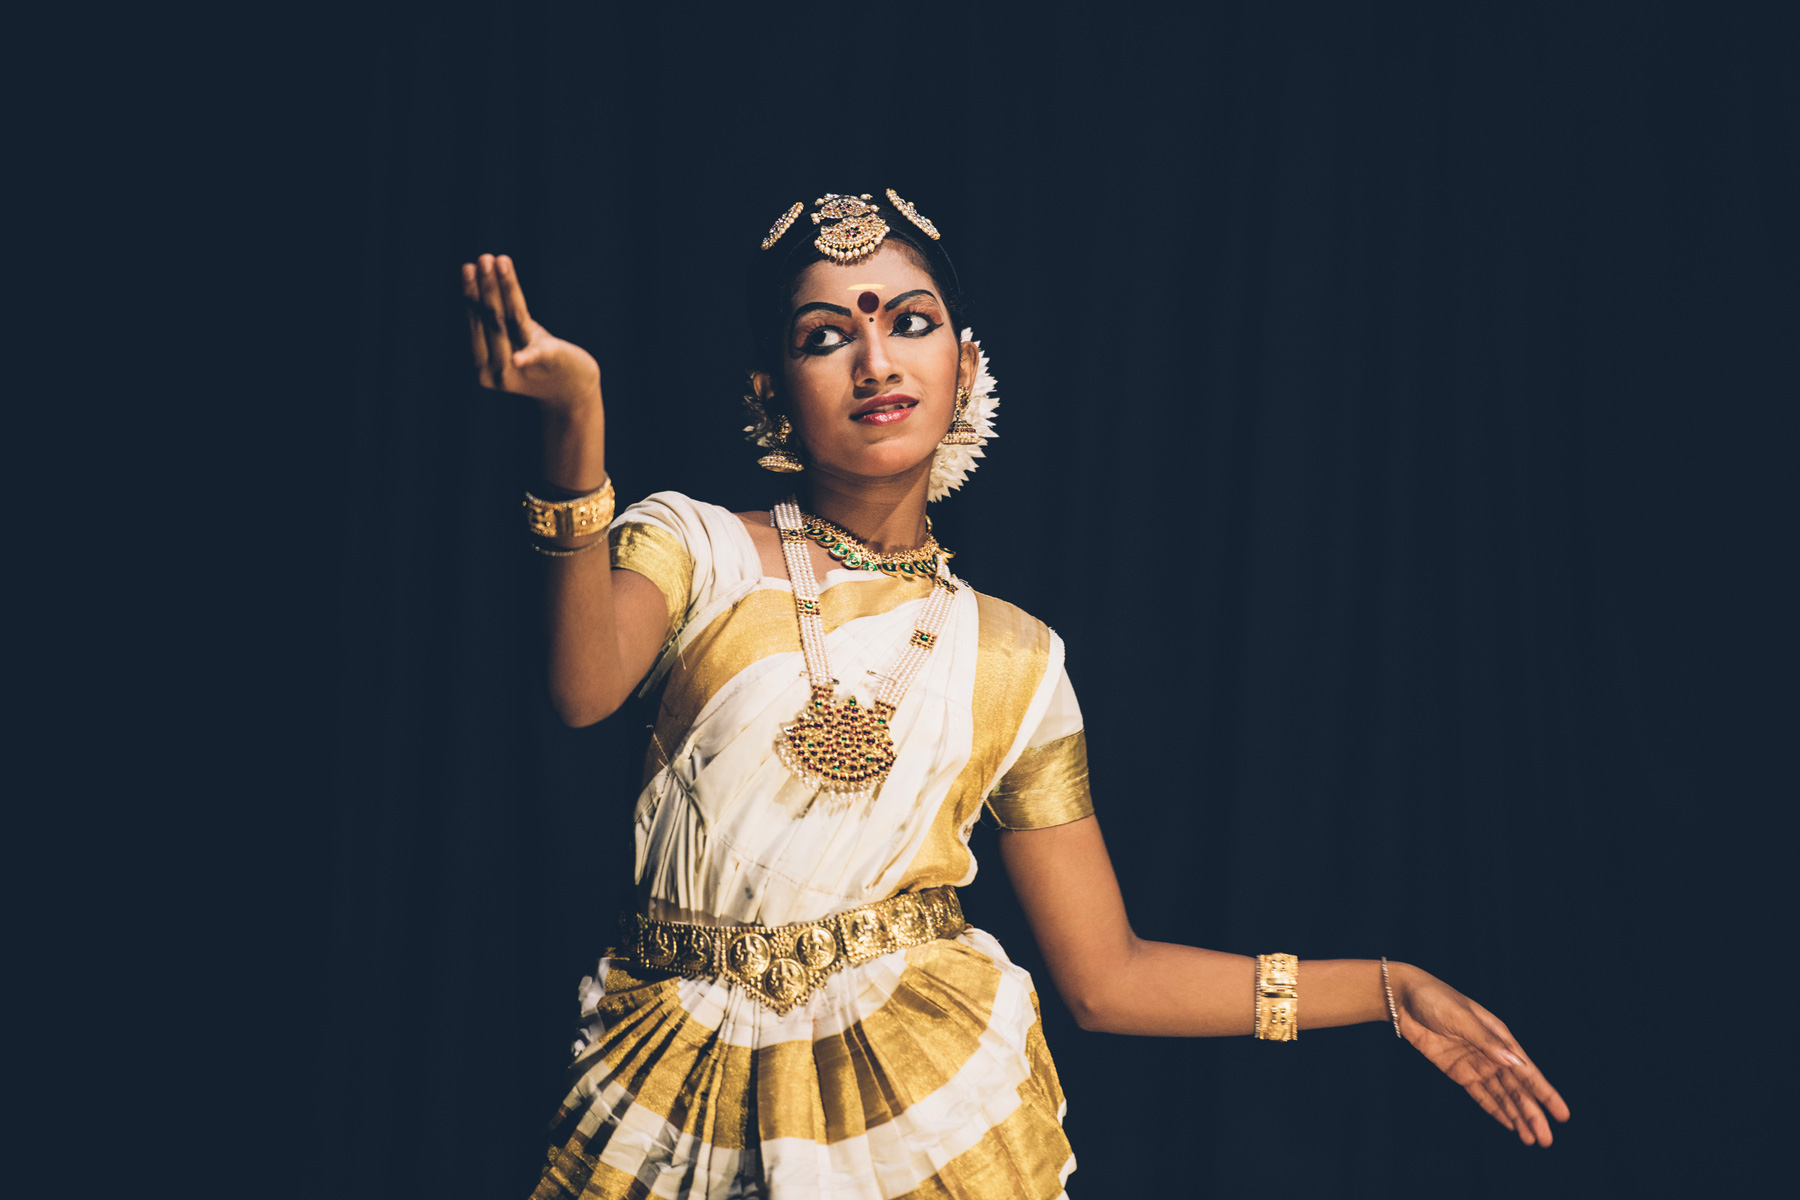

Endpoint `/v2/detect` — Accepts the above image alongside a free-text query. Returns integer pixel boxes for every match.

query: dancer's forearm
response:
[1000,818,1398,1037]
[1071,943,1395,1037]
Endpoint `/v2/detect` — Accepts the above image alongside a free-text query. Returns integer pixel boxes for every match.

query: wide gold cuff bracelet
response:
[626,885,966,1014]
[1255,952,1299,1041]
[524,477,615,539]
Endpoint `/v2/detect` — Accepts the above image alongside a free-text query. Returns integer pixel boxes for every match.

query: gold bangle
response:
[524,476,615,539]
[1381,957,1403,1038]
[527,535,608,558]
[1254,952,1298,1041]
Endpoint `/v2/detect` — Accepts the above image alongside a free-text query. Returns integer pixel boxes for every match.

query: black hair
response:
[742,190,970,380]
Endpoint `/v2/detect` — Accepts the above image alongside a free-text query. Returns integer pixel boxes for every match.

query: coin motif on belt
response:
[766,958,807,1004]
[676,928,711,972]
[647,925,677,967]
[889,895,925,940]
[794,925,837,969]
[842,909,883,956]
[727,932,773,977]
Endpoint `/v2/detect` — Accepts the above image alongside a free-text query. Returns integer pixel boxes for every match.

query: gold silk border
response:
[986,730,1094,831]
[532,948,1071,1199]
[644,575,934,779]
[551,939,1001,1150]
[893,1014,1070,1199]
[608,522,694,637]
[897,593,1052,891]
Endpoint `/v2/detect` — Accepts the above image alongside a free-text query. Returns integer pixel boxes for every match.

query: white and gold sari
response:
[532,492,1094,1200]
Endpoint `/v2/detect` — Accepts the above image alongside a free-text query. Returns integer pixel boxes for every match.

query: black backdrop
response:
[265,3,1793,1196]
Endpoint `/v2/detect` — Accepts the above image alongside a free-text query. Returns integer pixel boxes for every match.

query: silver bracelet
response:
[527,534,608,558]
[1381,957,1403,1038]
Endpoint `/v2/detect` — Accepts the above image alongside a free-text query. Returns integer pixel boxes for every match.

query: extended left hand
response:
[1393,964,1572,1145]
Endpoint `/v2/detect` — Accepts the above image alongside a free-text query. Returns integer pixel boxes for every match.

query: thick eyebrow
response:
[884,289,939,311]
[790,301,852,325]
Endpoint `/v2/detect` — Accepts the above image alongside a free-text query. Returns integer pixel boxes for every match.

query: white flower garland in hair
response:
[927,328,998,502]
[742,326,998,501]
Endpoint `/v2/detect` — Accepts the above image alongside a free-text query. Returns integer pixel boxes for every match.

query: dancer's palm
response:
[1399,969,1572,1145]
[461,253,600,410]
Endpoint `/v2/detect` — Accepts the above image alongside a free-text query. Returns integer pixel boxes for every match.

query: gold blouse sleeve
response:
[609,521,694,637]
[985,729,1095,831]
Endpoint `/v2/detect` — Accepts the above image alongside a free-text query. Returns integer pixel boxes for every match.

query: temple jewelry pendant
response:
[776,686,899,801]
[769,497,956,810]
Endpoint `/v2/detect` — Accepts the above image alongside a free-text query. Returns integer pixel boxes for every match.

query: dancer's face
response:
[777,244,976,484]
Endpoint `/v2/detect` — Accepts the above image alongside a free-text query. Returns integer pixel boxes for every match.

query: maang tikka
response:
[810,193,889,264]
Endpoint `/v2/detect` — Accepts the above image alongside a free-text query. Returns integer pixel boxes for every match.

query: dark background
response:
[251,2,1791,1196]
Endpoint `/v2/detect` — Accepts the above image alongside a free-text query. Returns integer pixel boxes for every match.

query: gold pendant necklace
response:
[772,498,958,802]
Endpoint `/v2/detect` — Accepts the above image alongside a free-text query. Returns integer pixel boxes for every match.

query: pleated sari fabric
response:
[531,493,1093,1200]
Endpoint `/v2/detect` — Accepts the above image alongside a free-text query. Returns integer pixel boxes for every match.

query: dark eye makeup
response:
[891,311,940,337]
[789,300,943,355]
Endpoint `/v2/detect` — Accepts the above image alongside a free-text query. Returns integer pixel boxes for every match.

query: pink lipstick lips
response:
[851,394,918,425]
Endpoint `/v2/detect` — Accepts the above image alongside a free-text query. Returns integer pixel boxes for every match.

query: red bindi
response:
[857,291,879,314]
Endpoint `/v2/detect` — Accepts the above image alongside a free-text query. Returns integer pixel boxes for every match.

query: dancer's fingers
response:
[1482,1075,1534,1145]
[1499,1071,1555,1146]
[462,263,489,377]
[497,254,535,337]
[1465,1079,1515,1132]
[477,254,514,371]
[1474,1010,1569,1123]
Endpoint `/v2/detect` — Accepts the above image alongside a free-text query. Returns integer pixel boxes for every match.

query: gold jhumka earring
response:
[942,385,980,445]
[758,414,805,473]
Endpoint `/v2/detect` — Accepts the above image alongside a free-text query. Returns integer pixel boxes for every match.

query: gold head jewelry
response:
[811,193,890,263]
[761,201,803,250]
[885,188,940,240]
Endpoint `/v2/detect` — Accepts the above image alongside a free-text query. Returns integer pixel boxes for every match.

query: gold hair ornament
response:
[811,193,889,263]
[761,201,804,251]
[885,188,940,240]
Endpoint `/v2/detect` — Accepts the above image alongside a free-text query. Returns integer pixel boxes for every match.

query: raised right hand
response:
[462,254,600,412]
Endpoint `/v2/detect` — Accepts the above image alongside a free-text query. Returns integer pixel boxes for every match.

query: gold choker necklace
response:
[799,511,951,581]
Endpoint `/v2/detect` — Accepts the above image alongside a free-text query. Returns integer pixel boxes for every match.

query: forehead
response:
[789,243,940,306]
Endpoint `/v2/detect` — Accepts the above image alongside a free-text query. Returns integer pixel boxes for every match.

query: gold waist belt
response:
[627,886,966,1013]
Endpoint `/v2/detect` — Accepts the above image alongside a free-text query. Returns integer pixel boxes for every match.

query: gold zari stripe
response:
[551,939,1007,1150]
[630,886,966,1014]
[644,575,932,780]
[531,948,1069,1194]
[986,729,1094,831]
[608,521,693,635]
[896,592,1053,891]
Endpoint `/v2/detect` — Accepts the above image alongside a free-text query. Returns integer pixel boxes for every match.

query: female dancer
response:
[462,188,1568,1199]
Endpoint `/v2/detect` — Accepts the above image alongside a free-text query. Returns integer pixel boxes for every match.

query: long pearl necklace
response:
[772,497,958,802]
